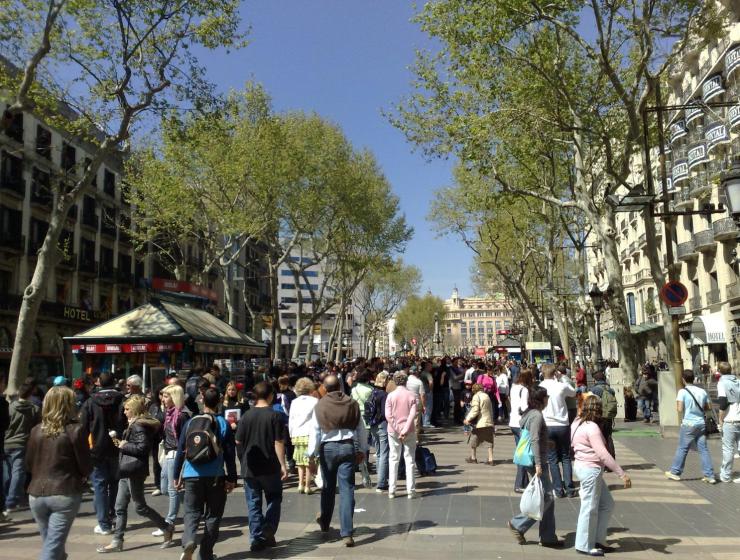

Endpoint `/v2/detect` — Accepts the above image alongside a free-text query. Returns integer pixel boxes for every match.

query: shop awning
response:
[603,322,662,339]
[65,299,266,356]
[690,312,727,345]
[496,336,522,348]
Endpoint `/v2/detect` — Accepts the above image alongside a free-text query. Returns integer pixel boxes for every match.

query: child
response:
[623,386,638,422]
[461,381,474,434]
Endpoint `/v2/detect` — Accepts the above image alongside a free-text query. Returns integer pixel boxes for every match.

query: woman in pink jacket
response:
[571,395,631,557]
[384,371,418,500]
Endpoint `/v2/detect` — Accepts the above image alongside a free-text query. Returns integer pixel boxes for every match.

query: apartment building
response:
[0,101,269,380]
[443,287,515,352]
[588,21,740,372]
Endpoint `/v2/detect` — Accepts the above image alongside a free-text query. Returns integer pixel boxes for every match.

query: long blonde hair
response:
[41,386,78,438]
[124,395,147,418]
[162,384,185,409]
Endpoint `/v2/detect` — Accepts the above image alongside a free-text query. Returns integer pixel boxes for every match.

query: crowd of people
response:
[0,353,737,560]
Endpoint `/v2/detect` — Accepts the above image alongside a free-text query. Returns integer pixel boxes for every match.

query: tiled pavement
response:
[1,424,739,560]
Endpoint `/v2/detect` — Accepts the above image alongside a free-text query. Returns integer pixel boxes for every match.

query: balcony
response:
[674,188,694,210]
[713,217,738,241]
[677,239,699,261]
[638,233,647,248]
[630,241,640,257]
[98,263,115,282]
[78,257,96,275]
[620,248,629,262]
[727,282,740,301]
[694,229,716,252]
[706,289,721,306]
[623,273,636,286]
[635,269,652,283]
[689,295,703,311]
[689,175,712,198]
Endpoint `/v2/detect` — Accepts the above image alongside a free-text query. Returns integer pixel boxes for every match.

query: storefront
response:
[66,298,266,380]
[683,312,729,372]
[493,335,522,361]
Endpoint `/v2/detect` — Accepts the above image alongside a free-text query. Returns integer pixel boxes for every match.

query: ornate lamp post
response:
[588,284,605,372]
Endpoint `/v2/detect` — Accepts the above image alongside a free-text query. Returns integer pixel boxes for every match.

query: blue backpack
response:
[513,428,535,467]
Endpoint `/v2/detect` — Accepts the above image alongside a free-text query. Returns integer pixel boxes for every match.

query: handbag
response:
[513,427,535,467]
[685,386,718,436]
[157,440,166,466]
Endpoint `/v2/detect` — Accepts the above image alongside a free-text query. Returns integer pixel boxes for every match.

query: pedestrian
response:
[507,386,563,548]
[288,377,319,494]
[716,362,740,483]
[148,386,165,497]
[572,395,631,557]
[588,371,618,459]
[173,388,237,560]
[309,374,367,547]
[385,371,418,499]
[3,378,41,515]
[155,384,190,537]
[509,367,533,493]
[635,367,657,423]
[123,375,144,402]
[540,364,577,498]
[0,374,11,524]
[222,381,249,418]
[463,383,494,465]
[449,357,465,424]
[80,372,127,536]
[235,381,288,552]
[366,372,390,493]
[26,385,92,560]
[350,368,374,488]
[575,362,587,389]
[97,395,174,552]
[665,370,718,484]
[496,366,510,422]
[420,361,435,428]
[475,366,500,420]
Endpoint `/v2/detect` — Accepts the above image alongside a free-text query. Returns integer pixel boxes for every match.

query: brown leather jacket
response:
[25,422,92,496]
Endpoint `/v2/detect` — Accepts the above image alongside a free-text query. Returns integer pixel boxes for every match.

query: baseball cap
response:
[53,375,68,386]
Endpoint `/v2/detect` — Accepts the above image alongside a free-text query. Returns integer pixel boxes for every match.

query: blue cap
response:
[53,375,67,386]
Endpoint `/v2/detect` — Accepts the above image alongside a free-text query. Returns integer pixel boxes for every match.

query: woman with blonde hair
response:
[26,385,92,560]
[288,377,319,493]
[571,395,631,556]
[154,383,189,537]
[98,395,174,552]
[464,383,495,464]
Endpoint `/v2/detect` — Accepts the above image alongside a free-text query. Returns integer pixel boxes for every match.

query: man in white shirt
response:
[405,366,425,434]
[540,364,577,497]
[717,362,740,483]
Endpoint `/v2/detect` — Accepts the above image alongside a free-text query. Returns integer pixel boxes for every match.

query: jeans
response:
[638,397,652,420]
[423,393,433,427]
[511,428,529,490]
[442,389,451,419]
[509,469,557,543]
[721,423,740,481]
[498,393,509,422]
[388,432,416,494]
[244,473,283,544]
[3,447,26,508]
[29,493,81,560]
[318,440,355,538]
[451,389,463,424]
[0,451,5,511]
[669,423,715,478]
[182,477,227,560]
[546,425,574,494]
[370,423,389,490]
[574,464,614,552]
[160,455,182,524]
[151,439,162,489]
[91,457,119,531]
[113,474,168,542]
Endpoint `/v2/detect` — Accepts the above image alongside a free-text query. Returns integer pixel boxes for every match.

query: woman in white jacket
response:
[288,377,319,494]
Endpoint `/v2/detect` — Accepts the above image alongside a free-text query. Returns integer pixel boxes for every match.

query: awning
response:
[496,336,522,348]
[526,341,551,350]
[690,312,727,345]
[603,322,662,339]
[65,299,267,356]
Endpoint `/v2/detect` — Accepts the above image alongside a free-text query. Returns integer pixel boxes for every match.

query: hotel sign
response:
[670,120,687,143]
[706,122,730,152]
[672,160,689,183]
[685,102,703,124]
[687,143,708,170]
[702,74,725,103]
[728,105,740,129]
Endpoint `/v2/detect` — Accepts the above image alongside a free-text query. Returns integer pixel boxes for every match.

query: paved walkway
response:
[1,424,738,560]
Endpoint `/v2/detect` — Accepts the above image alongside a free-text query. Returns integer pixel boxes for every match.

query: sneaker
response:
[507,521,525,545]
[407,491,417,500]
[94,525,112,535]
[735,452,740,460]
[250,541,268,552]
[388,492,395,499]
[151,489,162,497]
[701,476,717,484]
[315,512,329,533]
[0,512,12,523]
[297,485,304,493]
[664,471,681,481]
[160,524,175,549]
[363,477,372,489]
[152,528,165,537]
[375,488,385,493]
[733,477,740,483]
[304,486,314,495]
[179,542,196,560]
[343,536,355,547]
[3,506,20,514]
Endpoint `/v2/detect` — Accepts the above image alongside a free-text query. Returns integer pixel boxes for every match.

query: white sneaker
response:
[152,528,165,537]
[407,491,417,500]
[94,525,112,535]
[388,492,395,499]
[151,489,162,497]
[735,452,740,460]
[733,477,740,483]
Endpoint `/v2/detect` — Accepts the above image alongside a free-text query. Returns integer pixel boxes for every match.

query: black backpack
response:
[184,414,222,464]
[364,389,384,427]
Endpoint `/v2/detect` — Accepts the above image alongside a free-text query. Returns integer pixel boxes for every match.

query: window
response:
[101,206,116,237]
[0,206,23,250]
[35,125,51,159]
[5,112,23,143]
[79,239,96,272]
[31,167,52,207]
[626,293,637,325]
[84,158,97,188]
[28,218,49,255]
[1,151,24,195]
[61,142,76,172]
[495,321,502,329]
[104,169,115,196]
[82,195,97,228]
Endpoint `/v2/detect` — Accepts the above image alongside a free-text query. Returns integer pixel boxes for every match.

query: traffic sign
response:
[668,306,686,316]
[659,281,689,307]
[411,338,417,345]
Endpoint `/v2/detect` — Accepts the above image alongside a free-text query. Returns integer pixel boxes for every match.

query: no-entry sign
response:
[659,281,689,307]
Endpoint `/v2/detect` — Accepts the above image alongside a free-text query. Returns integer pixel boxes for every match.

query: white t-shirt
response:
[718,375,740,423]
[541,377,577,426]
[509,384,529,428]
[464,367,476,384]
[406,374,424,404]
[496,373,510,395]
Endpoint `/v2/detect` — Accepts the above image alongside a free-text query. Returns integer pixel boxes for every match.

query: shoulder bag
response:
[685,387,719,436]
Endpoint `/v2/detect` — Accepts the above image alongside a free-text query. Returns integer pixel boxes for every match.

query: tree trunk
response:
[268,261,280,362]
[8,203,66,395]
[220,275,237,327]
[334,295,347,362]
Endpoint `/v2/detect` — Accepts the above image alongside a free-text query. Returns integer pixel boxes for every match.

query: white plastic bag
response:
[519,475,544,520]
[315,468,323,489]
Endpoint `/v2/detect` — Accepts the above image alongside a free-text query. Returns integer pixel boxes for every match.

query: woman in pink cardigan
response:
[385,371,418,499]
[571,395,631,557]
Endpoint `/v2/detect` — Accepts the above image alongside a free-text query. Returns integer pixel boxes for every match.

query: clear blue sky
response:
[198,1,474,300]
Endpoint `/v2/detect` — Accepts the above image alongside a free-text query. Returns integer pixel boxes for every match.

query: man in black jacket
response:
[80,372,126,535]
[0,373,10,523]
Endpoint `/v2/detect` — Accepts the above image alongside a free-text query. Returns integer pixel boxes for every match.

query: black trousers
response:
[182,477,227,560]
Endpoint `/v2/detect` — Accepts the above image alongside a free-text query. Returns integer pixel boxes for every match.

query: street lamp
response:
[285,322,295,362]
[589,284,605,372]
[722,160,740,225]
[433,312,442,356]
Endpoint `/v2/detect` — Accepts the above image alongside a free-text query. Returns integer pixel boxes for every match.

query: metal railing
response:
[677,239,697,259]
[713,217,738,241]
[694,229,715,251]
[689,295,702,311]
[726,282,740,301]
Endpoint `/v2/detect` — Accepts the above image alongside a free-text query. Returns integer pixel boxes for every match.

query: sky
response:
[197,1,473,300]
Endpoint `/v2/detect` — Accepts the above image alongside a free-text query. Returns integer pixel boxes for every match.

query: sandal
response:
[465,458,478,463]
[485,460,494,465]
